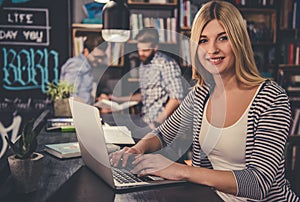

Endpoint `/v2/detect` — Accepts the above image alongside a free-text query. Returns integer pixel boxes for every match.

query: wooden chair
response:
[285,135,300,195]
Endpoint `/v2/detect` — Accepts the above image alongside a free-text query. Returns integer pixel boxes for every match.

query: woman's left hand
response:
[131,154,186,181]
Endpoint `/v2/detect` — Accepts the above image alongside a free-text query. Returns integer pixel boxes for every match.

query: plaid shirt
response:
[139,52,183,124]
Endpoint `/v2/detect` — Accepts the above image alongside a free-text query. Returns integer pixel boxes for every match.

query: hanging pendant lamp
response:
[101,0,130,42]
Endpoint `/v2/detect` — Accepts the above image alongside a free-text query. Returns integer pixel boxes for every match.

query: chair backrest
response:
[0,116,22,158]
[285,135,300,195]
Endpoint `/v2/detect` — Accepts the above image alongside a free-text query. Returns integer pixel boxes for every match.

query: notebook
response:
[69,97,185,190]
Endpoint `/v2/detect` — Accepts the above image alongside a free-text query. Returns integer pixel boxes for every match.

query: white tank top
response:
[199,85,261,202]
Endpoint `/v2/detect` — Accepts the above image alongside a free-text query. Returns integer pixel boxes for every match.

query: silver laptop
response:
[69,97,184,190]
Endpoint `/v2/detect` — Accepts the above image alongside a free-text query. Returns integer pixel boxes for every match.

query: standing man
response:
[110,27,184,133]
[60,33,108,104]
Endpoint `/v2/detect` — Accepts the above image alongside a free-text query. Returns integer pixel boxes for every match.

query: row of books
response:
[287,75,300,92]
[73,37,123,66]
[277,70,300,94]
[280,0,300,29]
[280,42,300,65]
[179,0,201,29]
[130,13,177,43]
[245,20,274,43]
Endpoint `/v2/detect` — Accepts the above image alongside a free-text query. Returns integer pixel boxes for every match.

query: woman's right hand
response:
[109,146,142,169]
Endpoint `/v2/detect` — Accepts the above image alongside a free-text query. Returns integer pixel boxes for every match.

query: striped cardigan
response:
[154,80,299,201]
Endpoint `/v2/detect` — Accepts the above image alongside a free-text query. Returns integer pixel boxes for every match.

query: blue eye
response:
[219,36,228,41]
[198,39,207,44]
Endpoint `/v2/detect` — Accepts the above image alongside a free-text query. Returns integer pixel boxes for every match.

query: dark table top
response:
[0,129,83,202]
[47,165,222,202]
[0,114,223,202]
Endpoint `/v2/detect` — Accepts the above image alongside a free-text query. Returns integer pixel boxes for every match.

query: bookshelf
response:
[178,0,278,75]
[71,0,286,96]
[72,23,102,56]
[277,0,300,117]
[123,0,183,95]
[127,0,178,43]
[241,7,277,78]
[278,29,300,67]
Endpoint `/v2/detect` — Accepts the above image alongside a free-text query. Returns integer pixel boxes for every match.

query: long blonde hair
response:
[190,0,265,86]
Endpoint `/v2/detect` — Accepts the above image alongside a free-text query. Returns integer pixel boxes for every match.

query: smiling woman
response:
[197,21,234,77]
[109,1,299,201]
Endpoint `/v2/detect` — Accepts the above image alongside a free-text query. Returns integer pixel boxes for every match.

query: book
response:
[44,142,81,159]
[103,126,135,145]
[47,118,73,126]
[291,109,300,135]
[44,142,121,159]
[46,125,76,132]
[46,118,74,132]
[288,43,295,64]
[94,99,138,111]
[82,2,104,19]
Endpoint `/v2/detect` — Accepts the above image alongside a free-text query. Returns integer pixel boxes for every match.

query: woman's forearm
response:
[133,133,163,154]
[182,166,238,195]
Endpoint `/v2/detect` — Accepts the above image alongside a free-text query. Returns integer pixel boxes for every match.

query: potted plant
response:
[46,81,75,117]
[5,110,50,193]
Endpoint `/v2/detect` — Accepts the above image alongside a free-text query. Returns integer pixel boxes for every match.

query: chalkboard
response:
[0,0,72,125]
[0,0,72,159]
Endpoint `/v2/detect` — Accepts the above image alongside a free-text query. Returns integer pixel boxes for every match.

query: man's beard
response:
[140,50,156,65]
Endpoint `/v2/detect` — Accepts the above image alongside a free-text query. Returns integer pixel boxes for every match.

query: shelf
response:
[240,7,277,13]
[251,42,276,46]
[128,3,177,7]
[280,28,300,33]
[72,23,102,29]
[278,64,300,68]
[290,97,300,102]
[127,40,178,45]
[127,0,177,7]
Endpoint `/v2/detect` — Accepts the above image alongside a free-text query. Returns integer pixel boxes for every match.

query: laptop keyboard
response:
[112,167,153,184]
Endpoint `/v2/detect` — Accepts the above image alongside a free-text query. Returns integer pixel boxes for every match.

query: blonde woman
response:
[110,1,299,201]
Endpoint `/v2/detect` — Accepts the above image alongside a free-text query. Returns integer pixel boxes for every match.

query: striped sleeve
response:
[234,82,292,200]
[152,88,195,160]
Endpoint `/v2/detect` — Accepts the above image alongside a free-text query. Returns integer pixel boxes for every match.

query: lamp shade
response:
[102,0,130,42]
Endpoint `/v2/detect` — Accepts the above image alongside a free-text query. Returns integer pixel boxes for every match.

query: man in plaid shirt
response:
[110,27,184,136]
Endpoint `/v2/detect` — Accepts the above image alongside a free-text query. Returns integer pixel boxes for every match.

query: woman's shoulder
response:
[261,79,287,94]
[255,80,290,108]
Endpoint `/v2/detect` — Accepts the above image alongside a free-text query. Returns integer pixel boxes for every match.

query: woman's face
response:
[197,19,235,77]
